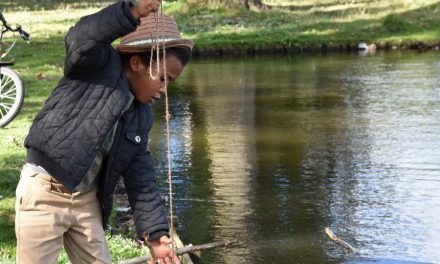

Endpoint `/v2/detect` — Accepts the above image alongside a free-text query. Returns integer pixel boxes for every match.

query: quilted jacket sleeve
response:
[123,147,169,241]
[64,0,139,79]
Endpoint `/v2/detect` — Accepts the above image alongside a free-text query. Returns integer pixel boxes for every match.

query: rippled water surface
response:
[148,51,440,263]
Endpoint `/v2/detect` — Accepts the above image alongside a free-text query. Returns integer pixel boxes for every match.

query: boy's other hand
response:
[131,0,162,19]
[148,235,180,264]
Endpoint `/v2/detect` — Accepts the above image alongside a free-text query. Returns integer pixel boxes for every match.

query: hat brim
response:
[116,39,193,54]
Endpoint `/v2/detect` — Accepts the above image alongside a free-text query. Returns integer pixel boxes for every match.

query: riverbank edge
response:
[191,40,440,57]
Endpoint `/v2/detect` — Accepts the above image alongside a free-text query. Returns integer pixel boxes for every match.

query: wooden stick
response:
[176,240,231,254]
[120,240,231,264]
[324,227,356,254]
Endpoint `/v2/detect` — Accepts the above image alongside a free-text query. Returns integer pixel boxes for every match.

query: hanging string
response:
[159,4,177,255]
[146,4,176,260]
[149,3,177,258]
[148,12,161,80]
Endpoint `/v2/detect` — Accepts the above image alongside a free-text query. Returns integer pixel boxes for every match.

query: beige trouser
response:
[15,165,111,264]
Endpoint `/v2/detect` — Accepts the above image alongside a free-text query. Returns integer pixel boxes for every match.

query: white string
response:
[148,12,161,80]
[160,6,177,255]
[146,6,177,261]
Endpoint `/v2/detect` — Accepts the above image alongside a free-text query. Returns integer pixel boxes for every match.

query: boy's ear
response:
[129,55,144,72]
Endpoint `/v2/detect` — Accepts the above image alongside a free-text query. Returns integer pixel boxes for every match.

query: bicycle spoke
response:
[1,87,17,97]
[0,69,23,125]
[1,76,13,88]
[1,95,16,100]
[0,102,12,109]
[0,106,6,118]
[1,101,13,106]
[2,81,15,92]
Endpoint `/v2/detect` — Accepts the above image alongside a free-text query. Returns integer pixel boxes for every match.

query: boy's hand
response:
[131,0,162,19]
[147,235,180,264]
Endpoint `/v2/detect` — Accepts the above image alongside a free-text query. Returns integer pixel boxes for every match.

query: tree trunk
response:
[243,0,269,11]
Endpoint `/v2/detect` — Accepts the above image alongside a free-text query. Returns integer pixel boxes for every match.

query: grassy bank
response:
[170,0,440,55]
[2,0,440,55]
[0,0,439,262]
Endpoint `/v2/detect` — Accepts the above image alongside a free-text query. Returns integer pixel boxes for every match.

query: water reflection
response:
[199,61,258,263]
[333,54,440,261]
[149,51,440,263]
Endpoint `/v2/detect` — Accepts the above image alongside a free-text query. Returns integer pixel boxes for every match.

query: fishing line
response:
[150,2,177,258]
[159,4,177,254]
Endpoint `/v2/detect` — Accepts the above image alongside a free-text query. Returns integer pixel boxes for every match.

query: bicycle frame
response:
[0,12,29,65]
[0,12,29,128]
[0,26,18,64]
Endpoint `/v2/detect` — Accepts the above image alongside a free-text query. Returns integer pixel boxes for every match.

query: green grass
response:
[3,0,440,53]
[0,6,146,261]
[1,0,440,262]
[172,0,440,53]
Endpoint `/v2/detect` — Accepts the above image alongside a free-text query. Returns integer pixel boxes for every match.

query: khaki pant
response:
[15,165,111,264]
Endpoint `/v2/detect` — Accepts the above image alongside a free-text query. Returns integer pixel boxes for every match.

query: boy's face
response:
[126,54,184,104]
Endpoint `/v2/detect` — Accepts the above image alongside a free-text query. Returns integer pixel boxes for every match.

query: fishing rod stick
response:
[120,240,231,264]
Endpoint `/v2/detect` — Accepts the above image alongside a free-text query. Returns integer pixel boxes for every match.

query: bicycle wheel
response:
[0,67,24,128]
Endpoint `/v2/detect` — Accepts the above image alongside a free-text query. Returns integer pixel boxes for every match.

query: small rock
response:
[358,42,377,51]
[115,207,130,213]
[358,42,368,50]
[9,136,22,147]
[36,72,53,81]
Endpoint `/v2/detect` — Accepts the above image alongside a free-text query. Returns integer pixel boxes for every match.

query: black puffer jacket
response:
[24,1,169,240]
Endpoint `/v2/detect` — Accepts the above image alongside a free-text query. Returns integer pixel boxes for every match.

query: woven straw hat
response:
[116,13,193,53]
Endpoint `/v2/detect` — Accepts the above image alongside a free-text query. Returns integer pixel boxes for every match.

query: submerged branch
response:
[324,227,357,254]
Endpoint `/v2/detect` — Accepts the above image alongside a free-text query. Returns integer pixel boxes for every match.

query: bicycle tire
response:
[0,67,25,128]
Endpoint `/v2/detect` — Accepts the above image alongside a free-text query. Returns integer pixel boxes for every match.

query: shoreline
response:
[191,40,440,57]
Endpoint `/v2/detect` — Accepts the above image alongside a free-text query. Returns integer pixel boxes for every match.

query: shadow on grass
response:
[13,36,66,69]
[1,0,113,11]
[192,1,440,51]
[301,1,440,42]
[307,2,404,17]
[270,1,407,17]
[0,153,23,198]
[0,154,21,262]
[0,210,16,261]
[269,0,384,10]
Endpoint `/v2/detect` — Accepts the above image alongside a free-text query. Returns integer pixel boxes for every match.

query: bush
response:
[382,14,410,33]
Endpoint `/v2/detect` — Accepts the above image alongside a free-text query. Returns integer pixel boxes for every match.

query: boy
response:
[16,0,192,263]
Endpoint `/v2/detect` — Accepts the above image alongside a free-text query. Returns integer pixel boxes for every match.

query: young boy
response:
[16,0,192,263]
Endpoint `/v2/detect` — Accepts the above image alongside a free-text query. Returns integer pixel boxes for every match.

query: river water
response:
[147,51,440,264]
